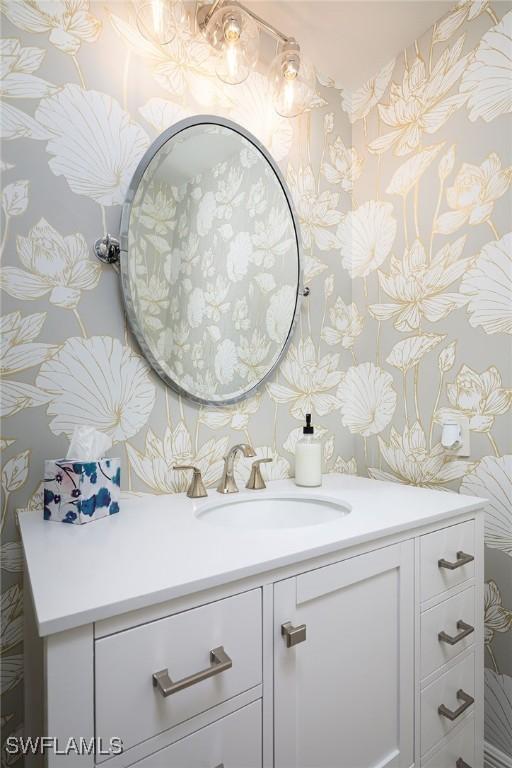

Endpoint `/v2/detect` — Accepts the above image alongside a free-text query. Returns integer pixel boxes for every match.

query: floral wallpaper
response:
[0,0,356,754]
[128,124,298,402]
[347,3,512,758]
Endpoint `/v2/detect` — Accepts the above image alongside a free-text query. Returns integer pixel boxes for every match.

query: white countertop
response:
[19,474,483,637]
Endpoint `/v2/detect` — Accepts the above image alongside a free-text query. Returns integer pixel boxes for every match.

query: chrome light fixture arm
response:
[199,0,291,44]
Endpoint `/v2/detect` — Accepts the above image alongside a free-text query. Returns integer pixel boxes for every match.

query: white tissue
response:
[66,426,113,460]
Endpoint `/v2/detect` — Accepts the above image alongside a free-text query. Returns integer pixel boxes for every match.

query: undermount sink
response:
[195,493,350,530]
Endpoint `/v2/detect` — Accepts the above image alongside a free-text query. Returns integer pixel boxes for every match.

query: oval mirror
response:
[120,116,302,406]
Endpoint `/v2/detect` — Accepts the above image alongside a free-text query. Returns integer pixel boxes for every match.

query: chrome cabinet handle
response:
[153,646,232,697]
[438,551,474,570]
[439,620,474,646]
[281,621,306,648]
[438,689,474,721]
[456,760,471,768]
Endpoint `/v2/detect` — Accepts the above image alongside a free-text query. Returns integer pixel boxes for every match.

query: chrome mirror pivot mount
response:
[94,234,120,265]
[217,443,255,494]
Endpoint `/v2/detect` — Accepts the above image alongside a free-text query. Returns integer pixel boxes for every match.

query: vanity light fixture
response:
[198,0,316,116]
[135,0,177,44]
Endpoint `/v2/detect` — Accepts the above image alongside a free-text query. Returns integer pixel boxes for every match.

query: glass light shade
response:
[205,4,259,85]
[270,43,316,118]
[136,0,177,45]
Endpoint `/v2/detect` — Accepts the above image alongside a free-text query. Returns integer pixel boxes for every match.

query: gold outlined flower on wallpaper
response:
[0,218,101,311]
[484,580,512,645]
[341,58,395,124]
[460,11,512,123]
[461,455,512,556]
[386,334,445,373]
[460,232,512,335]
[36,336,156,442]
[200,394,261,432]
[0,311,54,418]
[321,297,364,349]
[35,84,149,206]
[369,421,475,487]
[0,38,57,141]
[322,136,364,192]
[432,1,493,45]
[369,238,471,331]
[337,362,397,436]
[369,36,471,156]
[435,152,512,234]
[435,364,512,433]
[484,670,512,753]
[287,165,343,251]
[339,200,397,278]
[1,0,101,56]
[126,424,228,493]
[266,337,342,419]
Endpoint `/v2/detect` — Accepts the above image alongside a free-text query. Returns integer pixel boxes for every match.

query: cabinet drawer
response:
[421,653,475,756]
[422,716,475,767]
[421,587,475,679]
[130,701,262,767]
[420,522,475,602]
[95,590,262,757]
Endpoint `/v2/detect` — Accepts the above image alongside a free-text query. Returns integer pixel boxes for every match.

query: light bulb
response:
[151,0,163,37]
[136,0,176,45]
[203,4,259,85]
[270,40,316,118]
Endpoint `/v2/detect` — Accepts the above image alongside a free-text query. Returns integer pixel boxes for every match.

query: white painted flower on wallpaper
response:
[436,364,512,433]
[137,275,170,331]
[461,455,512,556]
[287,165,343,251]
[370,422,475,487]
[2,0,101,55]
[0,541,23,574]
[341,58,395,123]
[322,136,364,192]
[432,1,492,44]
[1,180,29,222]
[200,394,260,432]
[484,580,512,645]
[138,97,189,134]
[226,232,251,282]
[139,187,177,236]
[337,363,397,437]
[0,38,57,141]
[252,207,294,268]
[235,446,290,486]
[460,232,512,335]
[266,337,342,419]
[0,583,23,654]
[36,336,156,443]
[370,238,471,331]
[386,334,445,373]
[321,297,363,349]
[339,201,397,279]
[35,85,149,206]
[237,331,271,383]
[386,143,444,197]
[484,670,512,756]
[1,311,54,417]
[266,285,295,344]
[1,218,101,310]
[228,73,293,162]
[461,11,512,123]
[126,424,227,494]
[435,152,511,234]
[370,36,470,155]
[215,338,238,386]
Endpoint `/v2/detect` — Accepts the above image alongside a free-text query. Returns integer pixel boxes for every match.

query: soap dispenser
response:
[295,413,322,487]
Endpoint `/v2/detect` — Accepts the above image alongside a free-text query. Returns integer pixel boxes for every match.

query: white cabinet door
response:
[274,542,414,768]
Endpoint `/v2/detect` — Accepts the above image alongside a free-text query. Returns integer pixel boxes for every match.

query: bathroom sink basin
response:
[195,493,350,529]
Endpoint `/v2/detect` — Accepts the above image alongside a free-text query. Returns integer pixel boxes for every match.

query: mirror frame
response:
[119,115,303,407]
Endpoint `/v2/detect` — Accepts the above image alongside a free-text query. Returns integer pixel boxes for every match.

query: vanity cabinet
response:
[20,478,484,768]
[274,542,414,768]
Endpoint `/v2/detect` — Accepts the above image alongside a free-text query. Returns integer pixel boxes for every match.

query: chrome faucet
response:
[217,443,255,494]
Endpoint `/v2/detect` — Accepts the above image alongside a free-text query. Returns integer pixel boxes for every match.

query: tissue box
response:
[44,458,121,524]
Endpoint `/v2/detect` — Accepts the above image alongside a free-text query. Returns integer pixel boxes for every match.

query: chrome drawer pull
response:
[152,646,232,697]
[439,620,475,646]
[456,760,471,768]
[281,621,307,648]
[438,689,474,721]
[438,551,474,570]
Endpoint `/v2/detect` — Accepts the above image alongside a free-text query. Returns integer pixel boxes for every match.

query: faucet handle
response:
[246,458,272,490]
[173,465,207,498]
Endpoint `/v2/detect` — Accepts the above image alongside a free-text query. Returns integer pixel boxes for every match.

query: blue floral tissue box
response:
[44,458,121,524]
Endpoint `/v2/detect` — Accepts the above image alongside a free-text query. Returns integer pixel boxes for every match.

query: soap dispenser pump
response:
[294,413,322,487]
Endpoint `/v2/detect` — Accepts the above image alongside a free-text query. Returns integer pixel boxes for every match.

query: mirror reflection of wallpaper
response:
[0,1,355,746]
[128,125,297,401]
[348,6,512,761]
